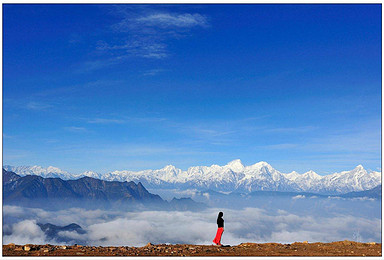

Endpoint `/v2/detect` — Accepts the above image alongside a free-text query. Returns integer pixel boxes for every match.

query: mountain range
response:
[2,169,206,211]
[4,160,381,194]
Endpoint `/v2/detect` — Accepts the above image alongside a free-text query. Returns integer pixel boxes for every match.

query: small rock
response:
[60,245,67,250]
[342,240,352,246]
[367,242,376,245]
[145,243,153,247]
[43,249,49,253]
[303,241,308,244]
[23,246,31,251]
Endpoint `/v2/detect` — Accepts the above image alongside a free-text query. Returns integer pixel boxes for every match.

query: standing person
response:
[213,212,224,246]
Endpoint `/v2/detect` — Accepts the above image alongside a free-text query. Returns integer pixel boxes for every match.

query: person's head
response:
[218,212,223,218]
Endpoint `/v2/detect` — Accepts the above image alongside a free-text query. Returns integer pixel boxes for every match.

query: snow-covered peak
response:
[46,166,64,173]
[161,165,177,172]
[4,165,72,179]
[246,161,273,171]
[285,171,301,181]
[303,170,322,180]
[337,165,367,177]
[225,159,244,172]
[80,171,101,179]
[353,165,367,174]
[154,165,184,183]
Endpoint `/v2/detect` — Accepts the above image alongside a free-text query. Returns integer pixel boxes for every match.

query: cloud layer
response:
[3,204,381,246]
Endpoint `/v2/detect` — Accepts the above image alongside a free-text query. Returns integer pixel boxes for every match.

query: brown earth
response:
[3,240,382,256]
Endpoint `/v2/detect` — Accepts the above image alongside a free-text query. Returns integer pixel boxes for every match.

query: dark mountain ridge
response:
[37,222,86,244]
[3,169,206,211]
[340,185,381,198]
[3,169,159,201]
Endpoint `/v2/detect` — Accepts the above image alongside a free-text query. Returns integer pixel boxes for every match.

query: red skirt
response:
[213,227,224,245]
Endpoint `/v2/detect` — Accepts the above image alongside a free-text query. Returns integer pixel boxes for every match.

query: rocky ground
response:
[3,240,381,256]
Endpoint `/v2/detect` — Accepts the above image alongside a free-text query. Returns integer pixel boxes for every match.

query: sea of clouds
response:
[3,203,381,246]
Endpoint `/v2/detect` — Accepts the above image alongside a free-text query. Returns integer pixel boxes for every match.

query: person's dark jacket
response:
[217,212,224,228]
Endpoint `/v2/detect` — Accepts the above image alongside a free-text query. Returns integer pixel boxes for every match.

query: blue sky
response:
[3,4,381,174]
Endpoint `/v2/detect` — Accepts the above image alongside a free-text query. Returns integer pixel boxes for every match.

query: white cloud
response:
[80,8,210,71]
[26,101,52,111]
[65,126,87,133]
[79,59,122,72]
[351,197,375,201]
[88,118,125,124]
[96,40,168,59]
[264,143,299,150]
[3,205,381,246]
[4,220,50,245]
[3,205,25,215]
[265,126,317,134]
[142,69,166,76]
[136,13,208,28]
[292,195,306,200]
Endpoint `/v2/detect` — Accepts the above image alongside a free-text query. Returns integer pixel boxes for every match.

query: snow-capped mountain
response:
[3,160,381,194]
[3,165,75,180]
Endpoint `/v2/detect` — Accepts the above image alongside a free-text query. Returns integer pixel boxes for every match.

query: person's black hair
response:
[217,212,224,228]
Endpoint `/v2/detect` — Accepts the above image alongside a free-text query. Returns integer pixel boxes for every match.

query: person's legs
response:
[217,228,224,245]
[213,227,224,245]
[213,228,219,244]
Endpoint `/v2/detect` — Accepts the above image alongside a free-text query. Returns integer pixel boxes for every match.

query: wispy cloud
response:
[265,126,317,133]
[26,101,53,111]
[77,59,123,73]
[142,69,166,77]
[3,149,34,161]
[88,118,125,124]
[3,133,14,139]
[65,126,88,133]
[133,13,208,29]
[84,116,167,125]
[264,143,299,150]
[96,40,168,59]
[302,127,380,154]
[80,6,209,72]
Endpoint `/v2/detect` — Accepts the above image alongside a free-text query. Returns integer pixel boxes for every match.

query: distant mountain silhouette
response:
[197,186,381,201]
[37,222,86,243]
[340,185,381,199]
[38,222,85,236]
[169,197,207,211]
[3,169,206,211]
[3,168,160,200]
